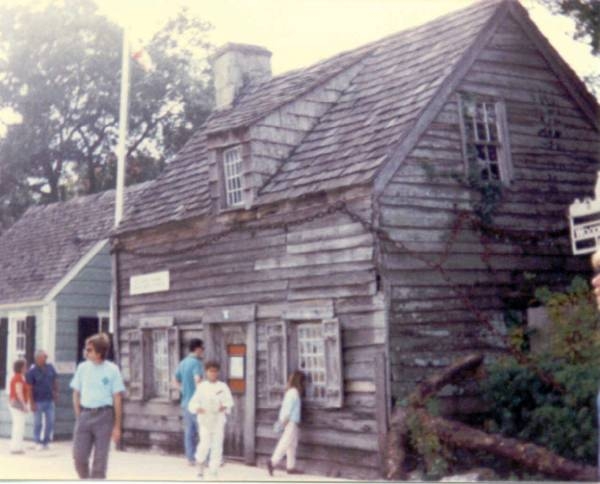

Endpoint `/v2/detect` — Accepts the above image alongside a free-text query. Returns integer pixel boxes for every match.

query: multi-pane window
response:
[151,329,169,398]
[297,323,327,402]
[127,325,180,402]
[15,320,26,360]
[223,146,243,207]
[461,95,510,183]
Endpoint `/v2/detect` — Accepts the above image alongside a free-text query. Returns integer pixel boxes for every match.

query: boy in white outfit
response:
[187,361,234,479]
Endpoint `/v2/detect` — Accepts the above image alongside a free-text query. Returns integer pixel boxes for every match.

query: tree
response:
[0,0,214,230]
[538,0,600,94]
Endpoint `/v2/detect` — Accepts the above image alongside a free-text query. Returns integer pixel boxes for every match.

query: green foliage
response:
[482,276,600,465]
[534,275,600,364]
[0,0,214,230]
[406,409,450,479]
[540,0,600,55]
[482,358,599,464]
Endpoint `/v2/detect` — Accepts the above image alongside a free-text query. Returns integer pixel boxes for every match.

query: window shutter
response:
[25,316,36,366]
[168,326,181,402]
[0,318,7,390]
[266,321,287,406]
[322,318,343,408]
[127,329,144,401]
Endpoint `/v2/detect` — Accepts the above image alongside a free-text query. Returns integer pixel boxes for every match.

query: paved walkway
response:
[0,439,346,481]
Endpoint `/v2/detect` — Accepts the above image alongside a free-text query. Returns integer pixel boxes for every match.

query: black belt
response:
[81,405,112,412]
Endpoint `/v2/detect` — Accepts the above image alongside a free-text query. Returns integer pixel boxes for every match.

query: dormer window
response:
[223,146,244,207]
[459,94,512,184]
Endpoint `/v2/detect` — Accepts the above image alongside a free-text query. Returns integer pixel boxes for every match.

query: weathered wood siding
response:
[116,188,385,479]
[379,15,599,406]
[206,61,365,210]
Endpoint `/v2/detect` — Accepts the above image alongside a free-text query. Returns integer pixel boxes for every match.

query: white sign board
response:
[130,270,170,296]
[229,356,245,379]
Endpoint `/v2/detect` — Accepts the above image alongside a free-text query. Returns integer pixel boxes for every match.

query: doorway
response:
[77,316,114,362]
[205,319,256,464]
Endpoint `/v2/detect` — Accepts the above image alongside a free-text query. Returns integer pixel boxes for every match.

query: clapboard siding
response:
[380,14,599,404]
[116,189,382,478]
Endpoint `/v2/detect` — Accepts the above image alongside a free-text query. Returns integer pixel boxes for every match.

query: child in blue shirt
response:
[267,370,305,476]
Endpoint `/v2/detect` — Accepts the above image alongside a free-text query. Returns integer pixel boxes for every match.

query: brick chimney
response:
[211,43,272,109]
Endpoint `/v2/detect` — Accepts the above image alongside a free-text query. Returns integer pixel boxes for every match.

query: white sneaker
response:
[34,444,44,451]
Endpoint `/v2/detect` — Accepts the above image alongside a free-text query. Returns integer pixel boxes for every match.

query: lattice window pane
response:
[223,146,243,207]
[152,329,169,398]
[297,323,326,402]
[462,96,505,183]
[15,320,26,359]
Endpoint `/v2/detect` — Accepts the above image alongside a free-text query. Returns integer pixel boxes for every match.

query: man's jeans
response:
[34,400,55,446]
[183,407,199,463]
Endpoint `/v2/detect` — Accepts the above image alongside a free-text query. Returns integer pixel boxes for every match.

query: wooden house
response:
[112,0,599,478]
[0,185,147,440]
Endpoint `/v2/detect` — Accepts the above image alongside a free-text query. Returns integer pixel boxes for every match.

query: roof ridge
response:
[205,0,508,135]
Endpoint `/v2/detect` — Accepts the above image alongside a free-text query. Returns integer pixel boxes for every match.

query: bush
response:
[481,276,600,465]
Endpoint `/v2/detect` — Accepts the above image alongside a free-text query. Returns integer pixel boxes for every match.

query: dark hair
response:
[189,338,204,352]
[86,333,111,360]
[204,360,220,371]
[13,359,26,374]
[287,370,305,393]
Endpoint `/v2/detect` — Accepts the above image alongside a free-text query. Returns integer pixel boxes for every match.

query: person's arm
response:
[187,387,205,414]
[72,390,81,418]
[15,382,27,405]
[112,392,123,444]
[219,384,235,414]
[194,361,203,384]
[173,363,182,390]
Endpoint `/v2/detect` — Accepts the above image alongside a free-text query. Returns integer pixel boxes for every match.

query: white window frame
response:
[459,94,512,185]
[97,311,112,334]
[297,323,327,403]
[6,312,27,388]
[222,146,244,207]
[150,328,170,399]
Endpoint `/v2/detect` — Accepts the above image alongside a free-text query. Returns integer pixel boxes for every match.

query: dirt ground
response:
[0,438,347,481]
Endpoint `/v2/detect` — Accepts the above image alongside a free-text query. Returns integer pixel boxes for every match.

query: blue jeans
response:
[183,407,198,463]
[34,400,55,445]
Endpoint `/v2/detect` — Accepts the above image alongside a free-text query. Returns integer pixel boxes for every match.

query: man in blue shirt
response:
[26,349,58,450]
[174,338,204,465]
[70,333,125,479]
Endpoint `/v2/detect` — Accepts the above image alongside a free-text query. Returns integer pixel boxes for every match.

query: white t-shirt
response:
[187,380,234,429]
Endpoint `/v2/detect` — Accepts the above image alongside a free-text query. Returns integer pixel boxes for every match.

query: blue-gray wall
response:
[0,244,112,440]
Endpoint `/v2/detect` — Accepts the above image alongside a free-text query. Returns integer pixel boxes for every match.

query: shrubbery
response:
[482,276,600,465]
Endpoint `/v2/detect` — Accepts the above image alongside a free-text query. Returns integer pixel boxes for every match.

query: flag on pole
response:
[131,38,154,72]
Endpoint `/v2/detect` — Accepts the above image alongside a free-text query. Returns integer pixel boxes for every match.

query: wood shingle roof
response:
[0,183,149,305]
[116,0,538,234]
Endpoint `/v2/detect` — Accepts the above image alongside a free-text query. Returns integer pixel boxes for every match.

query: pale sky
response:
[0,0,598,134]
[93,0,598,79]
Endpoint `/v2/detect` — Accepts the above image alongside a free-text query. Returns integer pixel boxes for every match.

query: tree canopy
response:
[0,0,214,231]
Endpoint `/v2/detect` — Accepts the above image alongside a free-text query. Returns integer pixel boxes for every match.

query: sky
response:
[91,0,598,79]
[0,0,598,135]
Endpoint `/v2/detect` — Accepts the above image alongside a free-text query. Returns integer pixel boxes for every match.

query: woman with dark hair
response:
[8,358,30,453]
[267,370,305,476]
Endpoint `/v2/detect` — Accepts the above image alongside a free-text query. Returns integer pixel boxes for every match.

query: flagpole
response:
[115,25,130,227]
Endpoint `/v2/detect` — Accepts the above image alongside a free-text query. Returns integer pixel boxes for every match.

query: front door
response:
[210,324,246,459]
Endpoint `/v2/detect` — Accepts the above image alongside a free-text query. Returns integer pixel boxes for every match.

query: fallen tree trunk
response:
[416,409,597,481]
[385,352,598,481]
[408,353,484,407]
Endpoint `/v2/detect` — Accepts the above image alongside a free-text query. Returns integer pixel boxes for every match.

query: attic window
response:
[223,146,244,207]
[459,94,512,184]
